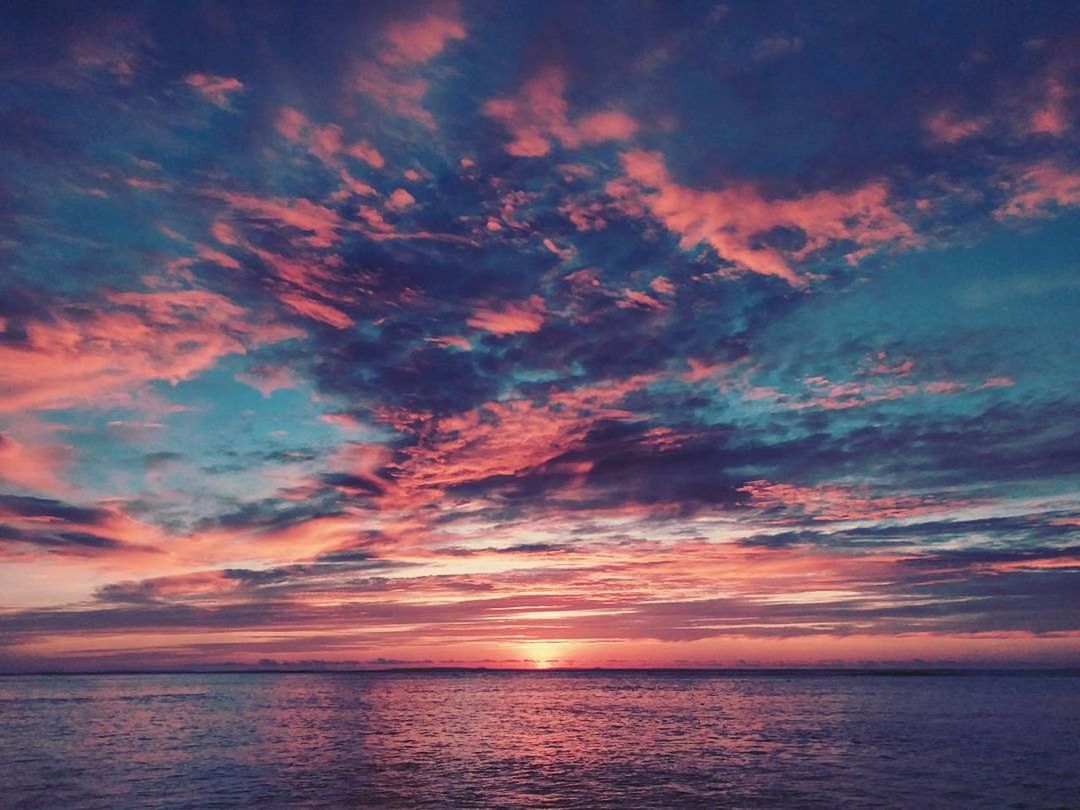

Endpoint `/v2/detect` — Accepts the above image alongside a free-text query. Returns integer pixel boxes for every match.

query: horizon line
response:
[4,665,1080,677]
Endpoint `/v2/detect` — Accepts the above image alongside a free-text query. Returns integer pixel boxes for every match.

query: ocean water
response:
[0,671,1077,809]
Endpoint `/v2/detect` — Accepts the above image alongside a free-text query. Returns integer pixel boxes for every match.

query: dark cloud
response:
[0,494,110,525]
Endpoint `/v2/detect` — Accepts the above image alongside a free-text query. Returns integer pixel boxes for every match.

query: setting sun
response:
[521,641,574,669]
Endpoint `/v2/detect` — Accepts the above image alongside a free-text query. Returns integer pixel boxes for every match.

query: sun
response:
[520,641,572,669]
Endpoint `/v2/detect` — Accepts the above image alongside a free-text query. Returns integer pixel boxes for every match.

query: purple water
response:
[1,671,1077,808]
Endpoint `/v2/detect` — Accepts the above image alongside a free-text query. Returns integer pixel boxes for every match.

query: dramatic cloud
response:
[0,1,1078,671]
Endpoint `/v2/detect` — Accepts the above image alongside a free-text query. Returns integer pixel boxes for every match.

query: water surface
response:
[1,671,1077,808]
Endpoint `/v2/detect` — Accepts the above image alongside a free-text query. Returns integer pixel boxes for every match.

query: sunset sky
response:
[1,0,1078,671]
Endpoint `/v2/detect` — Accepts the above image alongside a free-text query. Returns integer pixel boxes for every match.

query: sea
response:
[1,670,1077,809]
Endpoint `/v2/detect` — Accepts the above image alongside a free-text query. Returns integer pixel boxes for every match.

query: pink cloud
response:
[867,354,915,376]
[574,110,640,143]
[308,124,344,163]
[125,177,171,191]
[374,374,657,505]
[559,197,609,231]
[681,358,732,383]
[210,219,241,246]
[345,141,385,169]
[614,150,914,286]
[356,204,396,235]
[378,7,466,66]
[320,412,364,430]
[738,369,1004,412]
[0,432,74,493]
[275,106,308,141]
[484,67,639,157]
[0,496,164,561]
[195,243,241,270]
[923,380,963,395]
[740,479,962,523]
[275,290,354,329]
[542,238,574,262]
[98,570,239,602]
[218,191,343,247]
[562,268,603,296]
[650,276,676,296]
[427,335,472,351]
[64,16,149,85]
[335,170,377,199]
[924,68,1070,144]
[799,374,972,410]
[925,109,986,143]
[234,241,362,331]
[349,6,466,129]
[0,290,301,413]
[995,162,1080,219]
[467,295,546,335]
[351,67,435,128]
[387,188,417,210]
[184,73,244,107]
[1028,78,1068,136]
[275,107,385,168]
[617,289,666,311]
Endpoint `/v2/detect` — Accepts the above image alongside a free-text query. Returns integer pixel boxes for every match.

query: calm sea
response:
[1,671,1077,808]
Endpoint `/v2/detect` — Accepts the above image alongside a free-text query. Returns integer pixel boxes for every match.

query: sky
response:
[0,0,1078,671]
